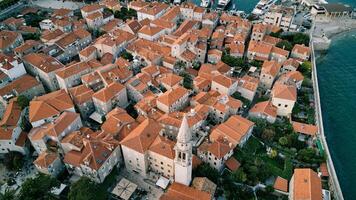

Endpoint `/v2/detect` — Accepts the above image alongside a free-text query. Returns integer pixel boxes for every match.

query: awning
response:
[111,178,137,200]
[156,176,170,189]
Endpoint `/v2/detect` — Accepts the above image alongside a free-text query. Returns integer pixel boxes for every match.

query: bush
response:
[19,174,60,200]
[193,163,220,183]
[3,151,23,171]
[17,95,30,109]
[121,51,133,61]
[276,40,293,51]
[68,177,100,200]
[114,8,137,21]
[299,61,312,78]
[222,50,246,68]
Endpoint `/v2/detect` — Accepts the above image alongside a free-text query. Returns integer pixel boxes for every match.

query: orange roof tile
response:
[120,118,161,153]
[292,168,322,200]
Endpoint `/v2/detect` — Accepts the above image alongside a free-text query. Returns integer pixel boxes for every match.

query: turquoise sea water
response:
[317,31,356,200]
[317,1,356,199]
[191,0,259,13]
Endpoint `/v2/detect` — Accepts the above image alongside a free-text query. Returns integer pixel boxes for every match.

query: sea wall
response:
[310,36,344,200]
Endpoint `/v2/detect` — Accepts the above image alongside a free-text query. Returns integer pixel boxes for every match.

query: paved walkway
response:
[30,0,84,10]
[117,169,164,200]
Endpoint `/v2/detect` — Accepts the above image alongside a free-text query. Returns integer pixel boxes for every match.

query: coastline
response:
[311,41,345,200]
[310,20,356,200]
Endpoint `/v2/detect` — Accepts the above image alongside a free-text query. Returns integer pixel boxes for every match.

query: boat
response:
[217,0,231,10]
[200,0,210,8]
[252,0,276,15]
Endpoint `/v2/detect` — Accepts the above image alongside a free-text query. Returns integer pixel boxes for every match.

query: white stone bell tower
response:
[174,115,192,186]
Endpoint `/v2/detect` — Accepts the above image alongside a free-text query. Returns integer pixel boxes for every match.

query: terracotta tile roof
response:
[292,44,310,56]
[23,53,64,73]
[210,115,254,147]
[292,168,322,200]
[29,89,74,122]
[278,71,304,85]
[0,30,21,50]
[271,82,297,101]
[14,40,41,54]
[192,177,216,198]
[225,157,241,171]
[319,163,329,177]
[138,2,169,16]
[157,86,189,107]
[160,182,211,200]
[34,151,58,168]
[68,84,94,105]
[263,35,282,46]
[129,0,150,10]
[56,60,94,79]
[0,75,41,97]
[271,46,289,57]
[0,98,22,127]
[29,111,79,140]
[212,74,235,88]
[64,134,119,170]
[93,82,125,103]
[138,25,164,36]
[151,18,175,29]
[81,4,104,13]
[261,60,282,77]
[120,118,161,153]
[149,135,175,159]
[248,40,273,55]
[40,29,64,42]
[0,127,13,140]
[2,17,25,26]
[53,8,72,17]
[61,127,97,149]
[101,108,137,142]
[79,45,97,57]
[15,131,27,147]
[292,121,318,136]
[158,73,182,87]
[249,101,277,118]
[283,58,300,69]
[274,176,288,192]
[207,138,232,159]
[101,18,123,32]
[238,75,259,92]
[86,11,103,21]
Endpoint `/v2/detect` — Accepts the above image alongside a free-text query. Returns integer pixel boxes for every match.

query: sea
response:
[316,0,356,198]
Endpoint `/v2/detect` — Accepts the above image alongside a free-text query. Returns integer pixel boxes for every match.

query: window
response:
[278,104,281,107]
[284,105,288,108]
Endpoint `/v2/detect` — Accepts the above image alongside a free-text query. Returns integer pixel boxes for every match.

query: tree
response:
[68,177,99,200]
[19,174,60,200]
[222,51,246,68]
[232,168,247,183]
[249,60,263,68]
[0,188,16,200]
[279,136,289,146]
[299,61,312,78]
[3,151,23,171]
[114,8,137,21]
[276,40,293,51]
[262,128,275,142]
[121,51,133,61]
[193,163,219,183]
[297,148,325,164]
[180,72,193,90]
[17,95,30,109]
